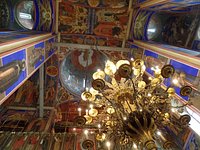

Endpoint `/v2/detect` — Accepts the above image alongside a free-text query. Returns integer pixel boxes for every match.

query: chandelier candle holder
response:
[81,59,192,150]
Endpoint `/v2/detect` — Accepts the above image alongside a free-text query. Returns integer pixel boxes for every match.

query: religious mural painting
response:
[60,48,107,96]
[161,14,199,49]
[59,2,89,34]
[0,109,51,133]
[37,0,54,32]
[163,60,199,101]
[133,10,154,40]
[10,133,27,150]
[93,7,128,39]
[0,49,27,98]
[27,42,45,75]
[44,54,59,106]
[2,70,39,107]
[131,44,144,59]
[60,34,123,47]
[60,0,128,9]
[59,45,130,98]
[59,0,129,47]
[0,109,36,132]
[45,38,56,58]
[145,53,169,71]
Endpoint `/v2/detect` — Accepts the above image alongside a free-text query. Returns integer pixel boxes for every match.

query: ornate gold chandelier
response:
[81,58,192,150]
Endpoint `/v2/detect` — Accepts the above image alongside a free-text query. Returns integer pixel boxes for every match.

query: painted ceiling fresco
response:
[59,0,129,47]
[132,9,200,51]
[58,46,130,101]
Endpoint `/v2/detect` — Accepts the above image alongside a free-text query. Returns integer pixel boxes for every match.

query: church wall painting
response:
[44,54,59,106]
[0,49,27,97]
[60,0,128,8]
[59,1,129,47]
[92,8,128,39]
[130,44,144,59]
[0,109,36,132]
[59,3,90,34]
[58,46,130,99]
[27,42,45,75]
[45,38,56,58]
[2,70,39,107]
[132,10,154,40]
[164,60,199,101]
[60,34,123,47]
[0,35,56,105]
[36,0,54,32]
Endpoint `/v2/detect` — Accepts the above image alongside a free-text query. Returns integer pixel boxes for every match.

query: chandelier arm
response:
[101,92,114,105]
[115,108,126,125]
[129,77,137,93]
[125,99,133,112]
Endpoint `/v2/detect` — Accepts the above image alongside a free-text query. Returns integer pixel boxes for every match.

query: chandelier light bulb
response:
[86,87,89,91]
[116,60,130,69]
[86,109,89,116]
[156,131,162,136]
[73,128,76,131]
[147,93,152,97]
[141,65,146,71]
[171,108,175,112]
[89,104,93,109]
[123,117,127,120]
[89,87,98,95]
[98,124,101,128]
[78,107,82,116]
[84,129,89,135]
[104,60,116,75]
[133,143,137,148]
[93,70,105,79]
[106,141,111,147]
[172,78,179,85]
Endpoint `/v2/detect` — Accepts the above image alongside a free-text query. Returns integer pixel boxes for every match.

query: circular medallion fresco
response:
[60,49,107,96]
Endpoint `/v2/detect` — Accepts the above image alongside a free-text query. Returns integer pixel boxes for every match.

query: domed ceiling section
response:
[58,0,129,47]
[0,0,54,31]
[60,49,107,96]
